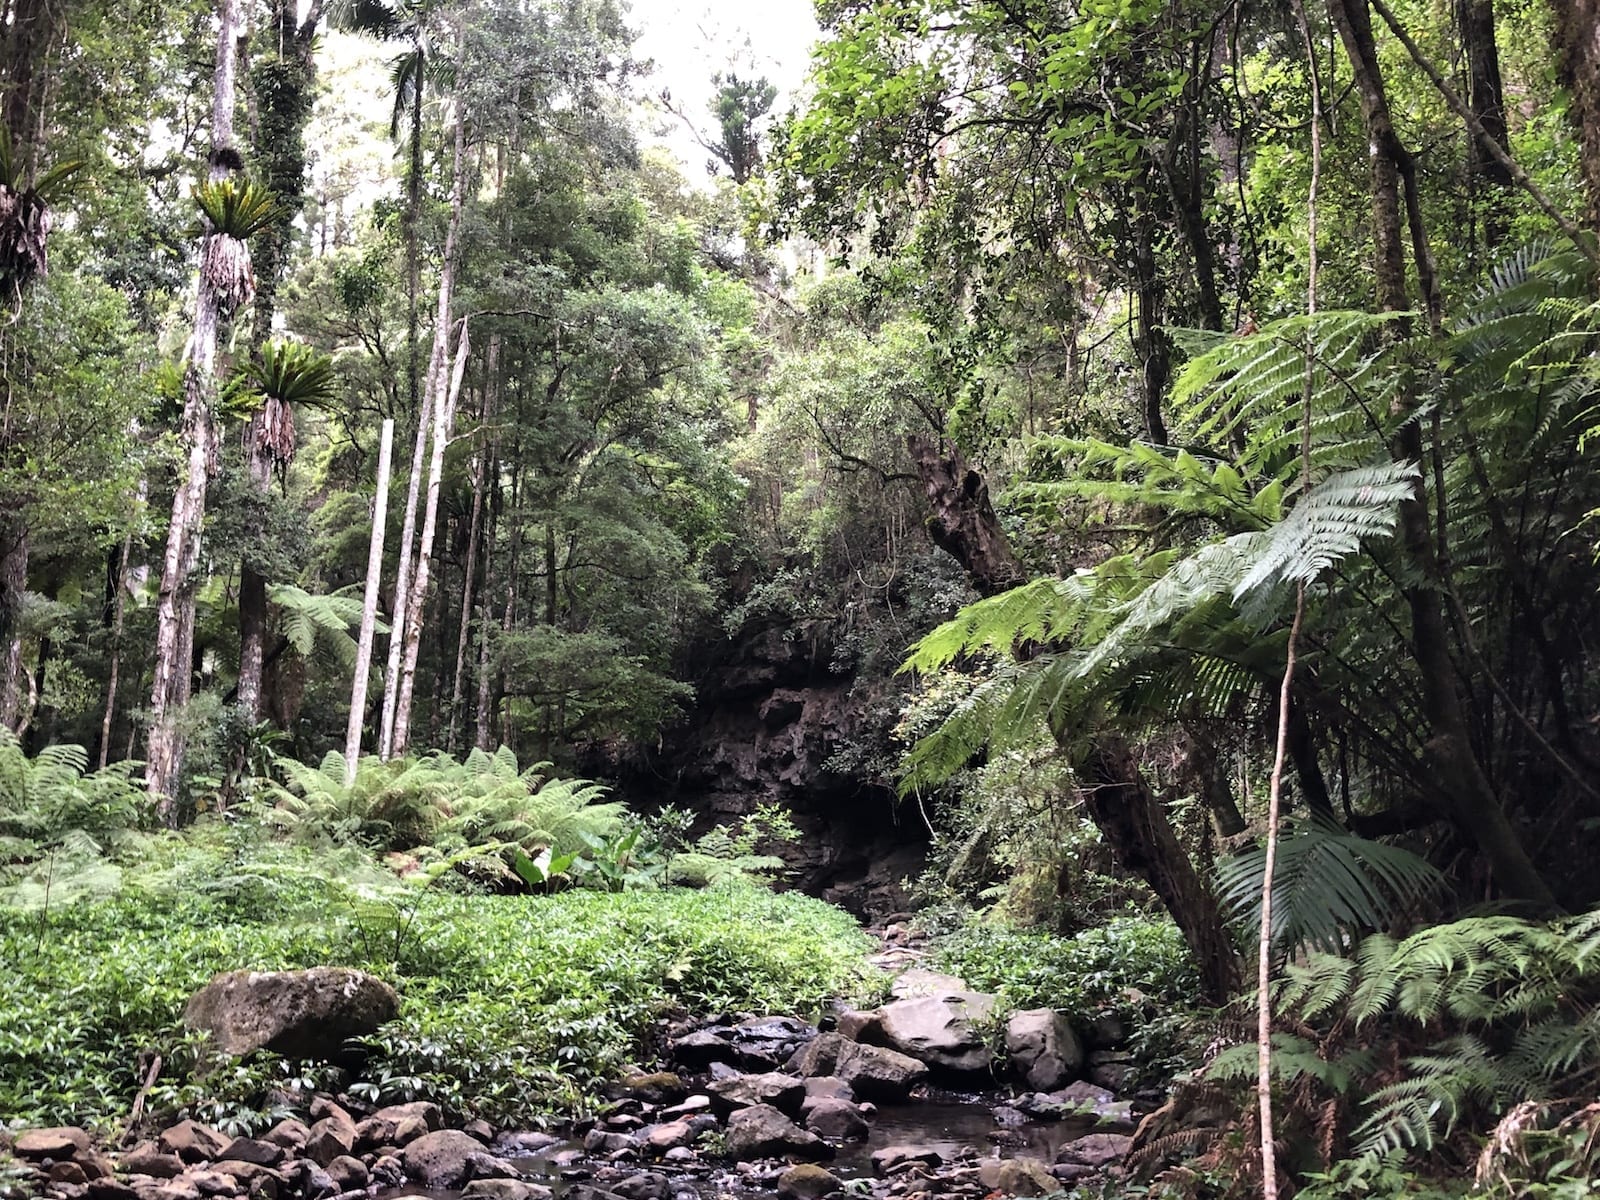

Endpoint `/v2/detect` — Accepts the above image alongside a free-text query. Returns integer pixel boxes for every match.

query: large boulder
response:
[182,968,398,1059]
[802,1098,869,1140]
[837,1040,928,1101]
[872,991,997,1075]
[724,1106,833,1162]
[15,1128,92,1161]
[776,1164,842,1200]
[787,1033,927,1101]
[402,1129,515,1188]
[977,1157,1058,1197]
[707,1072,806,1116]
[1005,1009,1084,1091]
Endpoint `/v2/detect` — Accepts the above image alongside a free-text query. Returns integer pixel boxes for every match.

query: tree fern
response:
[1216,816,1445,956]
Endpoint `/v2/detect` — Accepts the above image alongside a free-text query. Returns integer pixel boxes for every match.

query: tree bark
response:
[147,0,242,809]
[1328,0,1558,909]
[0,526,26,732]
[1457,0,1513,198]
[345,419,394,785]
[447,352,493,752]
[1549,0,1600,228]
[237,0,319,720]
[906,435,1025,594]
[1080,737,1241,1005]
[907,433,1240,1001]
[98,523,134,768]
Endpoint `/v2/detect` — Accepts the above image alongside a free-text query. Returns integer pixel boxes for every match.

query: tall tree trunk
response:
[345,418,394,785]
[1457,0,1513,196]
[1328,0,1557,909]
[1549,0,1600,228]
[1080,738,1241,1004]
[447,370,491,752]
[237,0,319,719]
[907,434,1240,1000]
[147,0,243,809]
[0,526,26,732]
[1,0,60,173]
[98,522,134,768]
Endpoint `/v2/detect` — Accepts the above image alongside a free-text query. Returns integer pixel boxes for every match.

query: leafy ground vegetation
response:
[5,0,1600,1196]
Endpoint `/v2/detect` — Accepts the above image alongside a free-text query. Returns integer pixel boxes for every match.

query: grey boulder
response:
[182,968,398,1059]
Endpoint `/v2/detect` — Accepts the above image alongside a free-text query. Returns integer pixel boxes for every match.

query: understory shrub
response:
[0,840,874,1131]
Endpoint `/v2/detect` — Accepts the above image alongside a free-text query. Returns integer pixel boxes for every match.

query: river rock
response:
[977,1157,1057,1197]
[1087,1050,1136,1091]
[86,1181,139,1200]
[217,1140,282,1168]
[708,1071,806,1115]
[801,1098,869,1140]
[873,991,997,1075]
[1056,1132,1132,1168]
[609,1170,670,1200]
[158,1123,230,1164]
[869,1145,942,1176]
[464,1183,554,1200]
[120,1143,185,1178]
[261,1121,309,1153]
[669,1029,738,1070]
[209,1160,285,1198]
[322,1157,366,1192]
[1005,1009,1084,1091]
[787,1033,928,1101]
[614,1072,687,1105]
[776,1164,841,1200]
[724,1106,832,1162]
[303,1119,355,1167]
[802,1076,854,1104]
[402,1129,514,1188]
[182,968,398,1059]
[888,970,968,998]
[16,1127,92,1161]
[730,1016,817,1069]
[835,1009,882,1041]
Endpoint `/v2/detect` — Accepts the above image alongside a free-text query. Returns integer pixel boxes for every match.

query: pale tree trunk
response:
[473,500,498,751]
[392,320,469,755]
[389,97,468,757]
[236,446,271,719]
[147,0,242,809]
[0,527,26,732]
[345,418,394,785]
[447,343,495,751]
[378,392,433,757]
[98,521,135,768]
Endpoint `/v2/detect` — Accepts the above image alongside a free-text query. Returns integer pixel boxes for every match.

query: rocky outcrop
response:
[870,990,997,1076]
[603,621,928,919]
[182,967,398,1059]
[787,1031,928,1100]
[1005,1008,1085,1091]
[723,1105,832,1161]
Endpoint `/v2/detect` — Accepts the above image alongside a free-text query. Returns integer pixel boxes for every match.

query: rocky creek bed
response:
[3,928,1154,1200]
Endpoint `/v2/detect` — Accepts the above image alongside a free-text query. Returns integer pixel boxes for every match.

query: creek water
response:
[380,1102,1100,1200]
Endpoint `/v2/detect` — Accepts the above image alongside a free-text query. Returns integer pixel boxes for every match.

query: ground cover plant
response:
[0,828,875,1132]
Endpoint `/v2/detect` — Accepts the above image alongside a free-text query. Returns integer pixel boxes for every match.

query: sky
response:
[630,0,821,176]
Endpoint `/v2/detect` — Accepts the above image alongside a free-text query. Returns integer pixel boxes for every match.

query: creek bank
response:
[3,929,1161,1200]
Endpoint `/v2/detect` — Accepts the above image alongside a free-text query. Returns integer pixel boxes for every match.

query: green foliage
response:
[193,179,281,239]
[1219,909,1600,1162]
[934,915,1198,1020]
[0,831,874,1127]
[242,341,338,408]
[666,802,801,888]
[1215,817,1446,956]
[0,729,151,908]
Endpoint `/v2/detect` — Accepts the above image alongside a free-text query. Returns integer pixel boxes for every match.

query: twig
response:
[123,1054,163,1144]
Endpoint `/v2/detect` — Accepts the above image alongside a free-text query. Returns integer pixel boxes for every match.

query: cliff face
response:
[618,622,927,919]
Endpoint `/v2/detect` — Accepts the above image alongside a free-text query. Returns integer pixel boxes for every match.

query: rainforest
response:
[3,0,1600,1198]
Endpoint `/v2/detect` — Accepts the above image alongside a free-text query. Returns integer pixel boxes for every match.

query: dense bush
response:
[0,837,874,1131]
[933,914,1198,1018]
